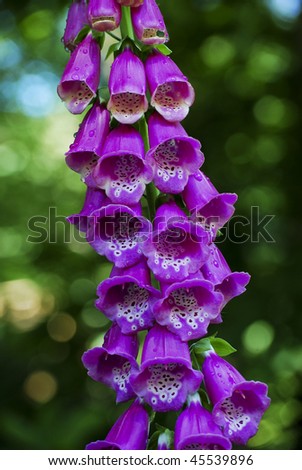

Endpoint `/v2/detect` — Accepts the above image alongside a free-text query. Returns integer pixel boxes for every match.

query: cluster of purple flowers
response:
[58,0,270,450]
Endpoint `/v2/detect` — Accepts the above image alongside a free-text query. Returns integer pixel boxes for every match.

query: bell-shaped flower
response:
[87,203,151,268]
[183,171,238,235]
[88,0,121,32]
[153,275,223,342]
[96,260,160,334]
[201,243,251,307]
[117,0,143,6]
[174,393,232,450]
[93,125,153,205]
[82,323,139,403]
[86,399,149,449]
[146,112,204,194]
[65,101,110,174]
[131,0,169,45]
[145,50,195,122]
[67,187,108,233]
[57,32,100,114]
[202,351,270,445]
[157,430,173,450]
[63,0,89,52]
[108,48,148,124]
[143,201,210,283]
[130,324,203,412]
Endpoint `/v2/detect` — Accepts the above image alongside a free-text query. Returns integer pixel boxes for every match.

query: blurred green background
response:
[0,0,301,450]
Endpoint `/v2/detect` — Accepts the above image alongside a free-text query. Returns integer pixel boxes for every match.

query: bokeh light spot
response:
[47,313,77,342]
[200,35,235,68]
[24,371,58,404]
[21,10,54,41]
[243,320,274,355]
[253,95,297,128]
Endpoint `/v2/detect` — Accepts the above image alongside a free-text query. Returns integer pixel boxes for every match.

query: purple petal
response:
[201,244,250,306]
[145,51,195,122]
[82,324,139,403]
[96,261,160,334]
[130,325,203,412]
[203,352,270,445]
[93,125,153,205]
[65,101,110,173]
[143,202,210,282]
[146,113,204,193]
[88,0,121,32]
[175,394,232,450]
[183,172,238,233]
[63,0,89,52]
[108,48,148,124]
[154,277,223,341]
[57,33,100,114]
[87,203,152,268]
[131,0,169,45]
[86,400,149,450]
[67,187,108,233]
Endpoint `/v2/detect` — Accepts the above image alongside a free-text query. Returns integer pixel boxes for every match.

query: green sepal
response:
[192,335,237,358]
[154,44,173,55]
[91,30,105,49]
[73,24,91,47]
[147,426,174,450]
[105,40,123,60]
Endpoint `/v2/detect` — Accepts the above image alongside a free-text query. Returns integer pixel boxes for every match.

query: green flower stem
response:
[120,6,135,40]
[139,117,159,222]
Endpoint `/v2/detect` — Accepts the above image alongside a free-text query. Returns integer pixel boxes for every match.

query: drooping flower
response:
[108,48,148,124]
[65,101,110,174]
[63,0,89,52]
[130,324,203,412]
[131,0,169,45]
[88,0,121,32]
[143,201,210,282]
[183,171,238,235]
[202,351,270,445]
[82,323,139,403]
[145,50,195,122]
[96,260,160,334]
[57,32,100,115]
[117,0,143,6]
[146,112,204,194]
[93,125,153,205]
[201,243,251,307]
[157,429,173,450]
[87,203,151,268]
[86,399,149,450]
[153,275,223,341]
[174,393,232,450]
[67,187,108,233]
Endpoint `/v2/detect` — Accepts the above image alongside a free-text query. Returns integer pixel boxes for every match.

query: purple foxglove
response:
[88,0,121,32]
[93,125,153,205]
[117,0,143,6]
[63,0,89,52]
[65,101,110,174]
[201,243,251,307]
[96,261,160,334]
[130,324,203,412]
[146,112,204,194]
[87,203,151,268]
[131,0,169,45]
[174,393,232,450]
[143,201,210,282]
[183,171,238,234]
[153,276,223,342]
[202,351,270,445]
[86,399,149,449]
[67,187,108,233]
[57,32,100,114]
[145,50,195,122]
[82,323,139,403]
[108,48,148,124]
